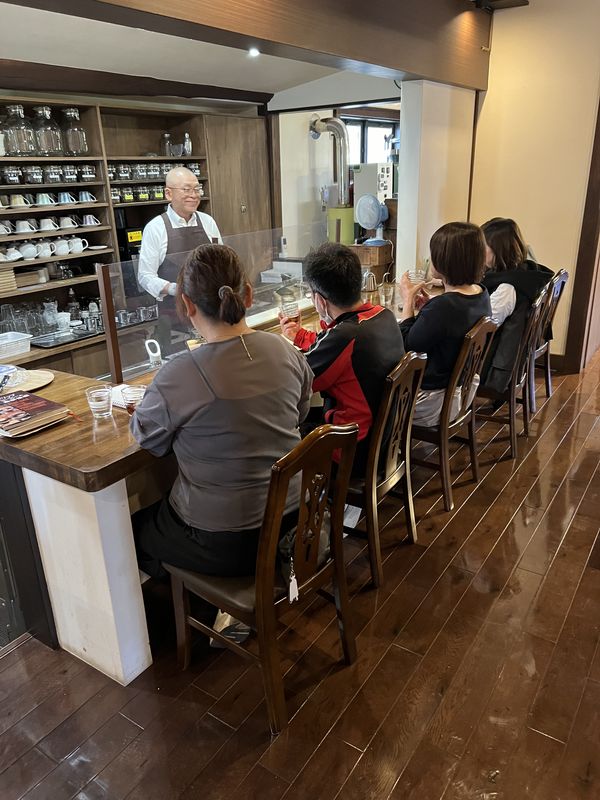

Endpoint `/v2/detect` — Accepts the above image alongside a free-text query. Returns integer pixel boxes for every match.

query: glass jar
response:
[150,185,165,201]
[61,107,89,156]
[43,164,63,183]
[3,105,37,156]
[78,164,96,181]
[135,185,150,201]
[188,162,201,178]
[106,164,116,181]
[147,163,161,180]
[117,163,132,180]
[23,165,44,184]
[32,106,63,156]
[2,166,23,185]
[132,163,147,180]
[62,165,78,183]
[160,162,173,176]
[120,186,134,203]
[110,186,121,203]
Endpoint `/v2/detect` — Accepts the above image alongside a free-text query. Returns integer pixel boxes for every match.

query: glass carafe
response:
[3,105,37,156]
[61,107,89,156]
[32,106,63,156]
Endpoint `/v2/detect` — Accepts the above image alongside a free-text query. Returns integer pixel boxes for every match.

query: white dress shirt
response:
[489,283,516,325]
[137,205,222,300]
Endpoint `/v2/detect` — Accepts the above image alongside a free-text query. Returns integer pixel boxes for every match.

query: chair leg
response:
[170,575,191,671]
[522,380,531,437]
[468,409,480,483]
[401,469,418,543]
[257,624,287,735]
[439,435,454,512]
[544,348,553,398]
[508,386,518,459]
[529,352,537,414]
[365,489,384,588]
[332,559,357,665]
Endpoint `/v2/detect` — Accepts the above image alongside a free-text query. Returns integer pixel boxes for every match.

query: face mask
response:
[316,294,333,325]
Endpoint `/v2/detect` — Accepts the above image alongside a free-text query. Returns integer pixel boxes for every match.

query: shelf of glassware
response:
[106,156,205,162]
[0,156,105,163]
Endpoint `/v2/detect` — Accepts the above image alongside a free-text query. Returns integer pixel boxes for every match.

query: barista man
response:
[138,167,222,304]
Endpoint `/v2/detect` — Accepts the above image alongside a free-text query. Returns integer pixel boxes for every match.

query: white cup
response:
[79,191,96,202]
[82,214,101,226]
[5,246,23,261]
[36,241,56,258]
[60,216,78,229]
[53,237,70,256]
[68,236,89,253]
[15,219,37,234]
[36,193,57,206]
[58,192,77,204]
[39,217,59,231]
[0,221,15,234]
[18,241,38,259]
[10,194,32,207]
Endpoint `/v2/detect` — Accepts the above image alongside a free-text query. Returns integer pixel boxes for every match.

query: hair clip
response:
[218,285,233,299]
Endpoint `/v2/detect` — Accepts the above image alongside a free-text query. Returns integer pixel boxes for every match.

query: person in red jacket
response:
[280,242,405,474]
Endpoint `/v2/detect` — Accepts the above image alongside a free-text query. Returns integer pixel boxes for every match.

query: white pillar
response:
[396,80,476,276]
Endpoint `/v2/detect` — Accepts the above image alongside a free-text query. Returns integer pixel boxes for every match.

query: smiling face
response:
[165,167,200,219]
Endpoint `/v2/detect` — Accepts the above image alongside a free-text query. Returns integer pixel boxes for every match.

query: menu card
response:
[0,391,70,438]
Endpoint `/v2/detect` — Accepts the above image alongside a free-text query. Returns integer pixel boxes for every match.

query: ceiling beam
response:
[0,59,272,105]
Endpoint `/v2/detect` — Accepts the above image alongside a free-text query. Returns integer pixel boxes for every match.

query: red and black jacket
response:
[294,303,405,469]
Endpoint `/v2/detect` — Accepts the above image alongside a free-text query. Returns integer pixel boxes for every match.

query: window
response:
[341,116,398,165]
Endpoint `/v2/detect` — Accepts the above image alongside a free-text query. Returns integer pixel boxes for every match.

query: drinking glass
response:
[380,283,394,307]
[86,385,113,419]
[121,385,147,416]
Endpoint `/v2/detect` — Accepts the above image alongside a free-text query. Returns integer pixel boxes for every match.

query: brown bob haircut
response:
[481,217,529,272]
[429,221,486,285]
[177,243,248,325]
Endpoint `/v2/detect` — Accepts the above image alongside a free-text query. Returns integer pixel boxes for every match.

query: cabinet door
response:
[205,116,272,237]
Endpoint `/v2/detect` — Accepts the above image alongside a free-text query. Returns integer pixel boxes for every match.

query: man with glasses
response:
[138,167,222,303]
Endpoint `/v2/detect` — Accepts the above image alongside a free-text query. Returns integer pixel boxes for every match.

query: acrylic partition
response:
[96,223,328,383]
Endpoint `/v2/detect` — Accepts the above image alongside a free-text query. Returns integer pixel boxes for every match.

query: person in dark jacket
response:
[279,242,405,475]
[480,218,553,394]
[399,221,491,426]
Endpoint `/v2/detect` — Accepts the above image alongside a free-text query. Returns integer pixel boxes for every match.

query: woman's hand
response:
[399,271,426,320]
[279,311,302,342]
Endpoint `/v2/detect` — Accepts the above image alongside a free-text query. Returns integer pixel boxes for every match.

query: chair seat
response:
[164,563,287,616]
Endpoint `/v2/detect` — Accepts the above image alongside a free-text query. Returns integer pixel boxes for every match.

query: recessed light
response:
[248,47,260,58]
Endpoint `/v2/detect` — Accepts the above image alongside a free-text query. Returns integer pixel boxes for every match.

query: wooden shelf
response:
[0,249,113,271]
[0,156,104,163]
[0,225,111,244]
[107,156,205,162]
[0,202,108,217]
[109,178,207,185]
[0,182,104,192]
[112,198,209,208]
[8,333,106,365]
[0,274,99,299]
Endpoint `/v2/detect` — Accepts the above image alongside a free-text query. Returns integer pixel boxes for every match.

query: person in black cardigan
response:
[399,221,491,426]
[480,218,553,394]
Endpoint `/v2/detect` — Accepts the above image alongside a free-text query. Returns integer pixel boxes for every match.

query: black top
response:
[400,288,491,390]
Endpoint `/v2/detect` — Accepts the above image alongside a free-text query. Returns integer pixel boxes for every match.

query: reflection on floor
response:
[1,354,600,800]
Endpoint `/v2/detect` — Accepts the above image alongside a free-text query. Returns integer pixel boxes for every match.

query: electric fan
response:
[354,194,389,245]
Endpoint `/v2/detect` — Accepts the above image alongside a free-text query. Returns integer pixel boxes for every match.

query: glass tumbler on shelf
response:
[32,106,63,156]
[61,107,89,156]
[3,105,37,156]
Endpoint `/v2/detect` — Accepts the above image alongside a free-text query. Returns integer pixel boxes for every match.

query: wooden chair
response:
[477,287,548,458]
[411,317,497,512]
[529,269,569,412]
[164,423,358,735]
[345,351,427,588]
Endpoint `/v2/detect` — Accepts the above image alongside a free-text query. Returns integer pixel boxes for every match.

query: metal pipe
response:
[309,116,350,207]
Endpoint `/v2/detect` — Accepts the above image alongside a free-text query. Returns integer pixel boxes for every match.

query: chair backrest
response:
[255,423,358,608]
[440,316,498,427]
[366,351,427,491]
[537,269,569,346]
[512,285,548,387]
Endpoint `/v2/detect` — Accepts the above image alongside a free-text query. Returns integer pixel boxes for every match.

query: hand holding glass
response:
[122,385,146,416]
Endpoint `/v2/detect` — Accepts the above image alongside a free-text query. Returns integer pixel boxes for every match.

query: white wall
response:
[471,0,600,355]
[269,72,399,112]
[396,81,476,274]
[279,110,334,256]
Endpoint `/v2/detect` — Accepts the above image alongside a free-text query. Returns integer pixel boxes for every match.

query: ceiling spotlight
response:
[248,47,260,58]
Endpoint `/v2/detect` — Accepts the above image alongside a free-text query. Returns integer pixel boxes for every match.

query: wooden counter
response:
[0,370,154,492]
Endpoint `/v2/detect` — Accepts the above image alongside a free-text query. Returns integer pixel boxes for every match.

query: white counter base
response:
[23,469,152,685]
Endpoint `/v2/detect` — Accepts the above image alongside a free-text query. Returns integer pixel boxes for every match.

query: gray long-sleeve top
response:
[131,330,314,532]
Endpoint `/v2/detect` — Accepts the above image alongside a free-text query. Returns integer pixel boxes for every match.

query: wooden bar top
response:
[0,371,155,493]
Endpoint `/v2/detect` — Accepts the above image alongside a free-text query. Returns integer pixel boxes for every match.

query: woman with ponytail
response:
[131,243,313,580]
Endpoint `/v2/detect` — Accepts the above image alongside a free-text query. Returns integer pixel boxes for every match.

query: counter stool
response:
[345,351,426,587]
[164,422,358,735]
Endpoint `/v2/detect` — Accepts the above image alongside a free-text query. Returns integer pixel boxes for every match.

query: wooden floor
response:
[2,354,600,800]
